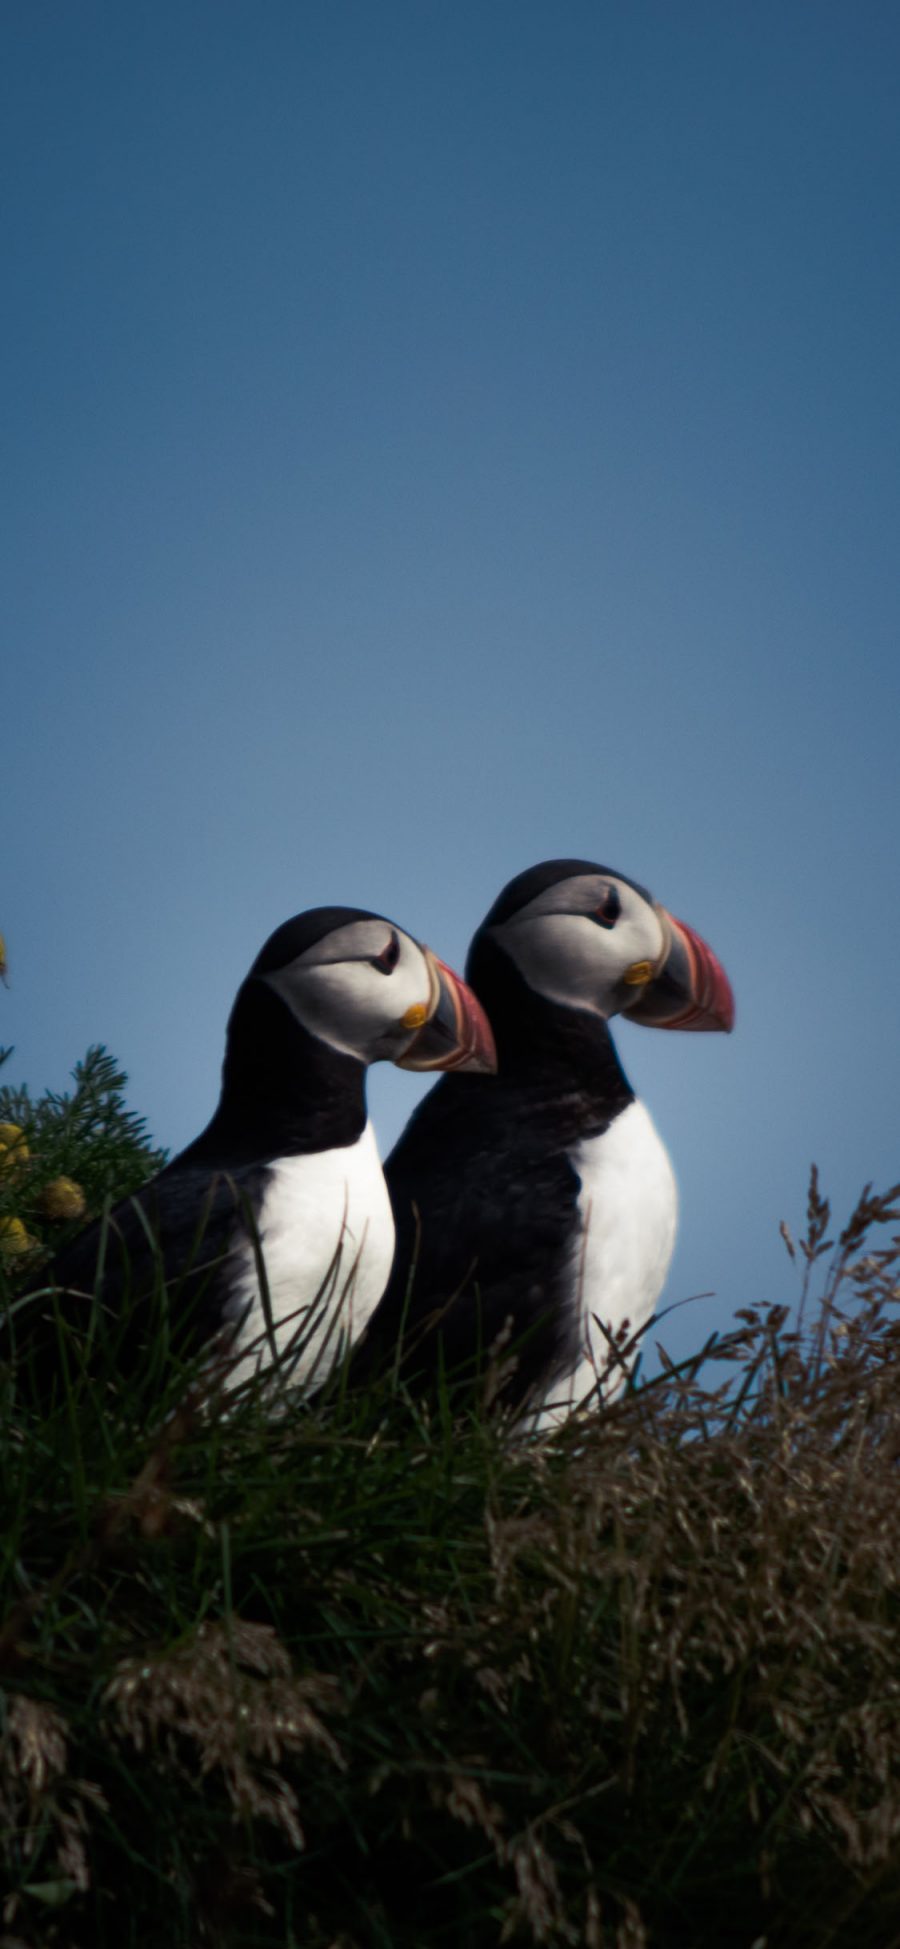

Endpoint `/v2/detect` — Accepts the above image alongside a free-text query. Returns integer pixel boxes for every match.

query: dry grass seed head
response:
[105,1619,344,1848]
[0,1696,107,1915]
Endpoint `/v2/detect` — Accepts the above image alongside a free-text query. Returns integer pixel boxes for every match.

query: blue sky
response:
[3,2,899,1370]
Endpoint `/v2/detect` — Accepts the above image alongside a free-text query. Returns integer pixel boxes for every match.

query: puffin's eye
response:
[370,931,400,974]
[593,886,621,928]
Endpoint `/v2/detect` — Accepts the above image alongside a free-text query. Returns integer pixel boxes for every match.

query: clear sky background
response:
[3,2,898,1372]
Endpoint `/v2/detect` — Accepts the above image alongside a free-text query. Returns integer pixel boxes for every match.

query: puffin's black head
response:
[244,906,496,1073]
[469,860,734,1035]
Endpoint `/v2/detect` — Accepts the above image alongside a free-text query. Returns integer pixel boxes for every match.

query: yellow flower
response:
[39,1176,87,1222]
[0,1215,36,1256]
[0,1123,29,1173]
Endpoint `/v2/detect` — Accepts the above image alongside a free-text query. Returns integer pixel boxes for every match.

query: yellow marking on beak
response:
[401,1001,429,1030]
[623,960,654,986]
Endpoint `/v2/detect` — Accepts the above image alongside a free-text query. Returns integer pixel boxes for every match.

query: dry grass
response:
[1,1169,900,1947]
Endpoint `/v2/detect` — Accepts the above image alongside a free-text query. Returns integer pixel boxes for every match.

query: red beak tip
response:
[664,916,736,1034]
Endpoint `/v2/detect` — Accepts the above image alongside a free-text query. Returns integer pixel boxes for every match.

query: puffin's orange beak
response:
[621,911,735,1032]
[397,952,498,1072]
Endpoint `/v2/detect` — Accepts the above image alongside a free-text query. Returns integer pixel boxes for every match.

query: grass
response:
[2,1055,900,1945]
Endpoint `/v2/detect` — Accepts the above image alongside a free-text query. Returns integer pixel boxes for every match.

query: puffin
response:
[361,861,734,1428]
[15,907,496,1403]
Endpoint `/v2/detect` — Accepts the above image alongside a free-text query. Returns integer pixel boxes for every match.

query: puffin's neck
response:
[468,936,635,1114]
[179,979,368,1166]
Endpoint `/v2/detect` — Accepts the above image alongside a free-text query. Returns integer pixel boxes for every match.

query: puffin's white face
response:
[490,873,667,1021]
[260,917,496,1071]
[262,919,437,1060]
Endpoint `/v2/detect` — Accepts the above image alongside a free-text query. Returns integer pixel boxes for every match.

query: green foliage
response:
[1,1056,900,1946]
[0,1045,167,1262]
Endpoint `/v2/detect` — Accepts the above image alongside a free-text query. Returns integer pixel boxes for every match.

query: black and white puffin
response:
[20,907,496,1400]
[361,861,734,1428]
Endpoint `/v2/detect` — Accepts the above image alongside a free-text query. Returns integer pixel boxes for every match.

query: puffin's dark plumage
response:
[11,906,496,1403]
[361,861,734,1426]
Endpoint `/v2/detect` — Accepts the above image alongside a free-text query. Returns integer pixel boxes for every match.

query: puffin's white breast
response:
[224,1120,395,1393]
[532,1099,678,1430]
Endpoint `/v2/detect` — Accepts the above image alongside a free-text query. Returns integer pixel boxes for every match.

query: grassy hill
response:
[2,1049,899,1948]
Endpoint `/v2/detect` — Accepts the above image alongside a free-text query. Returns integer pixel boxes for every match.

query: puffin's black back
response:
[13,1163,270,1401]
[363,933,634,1405]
